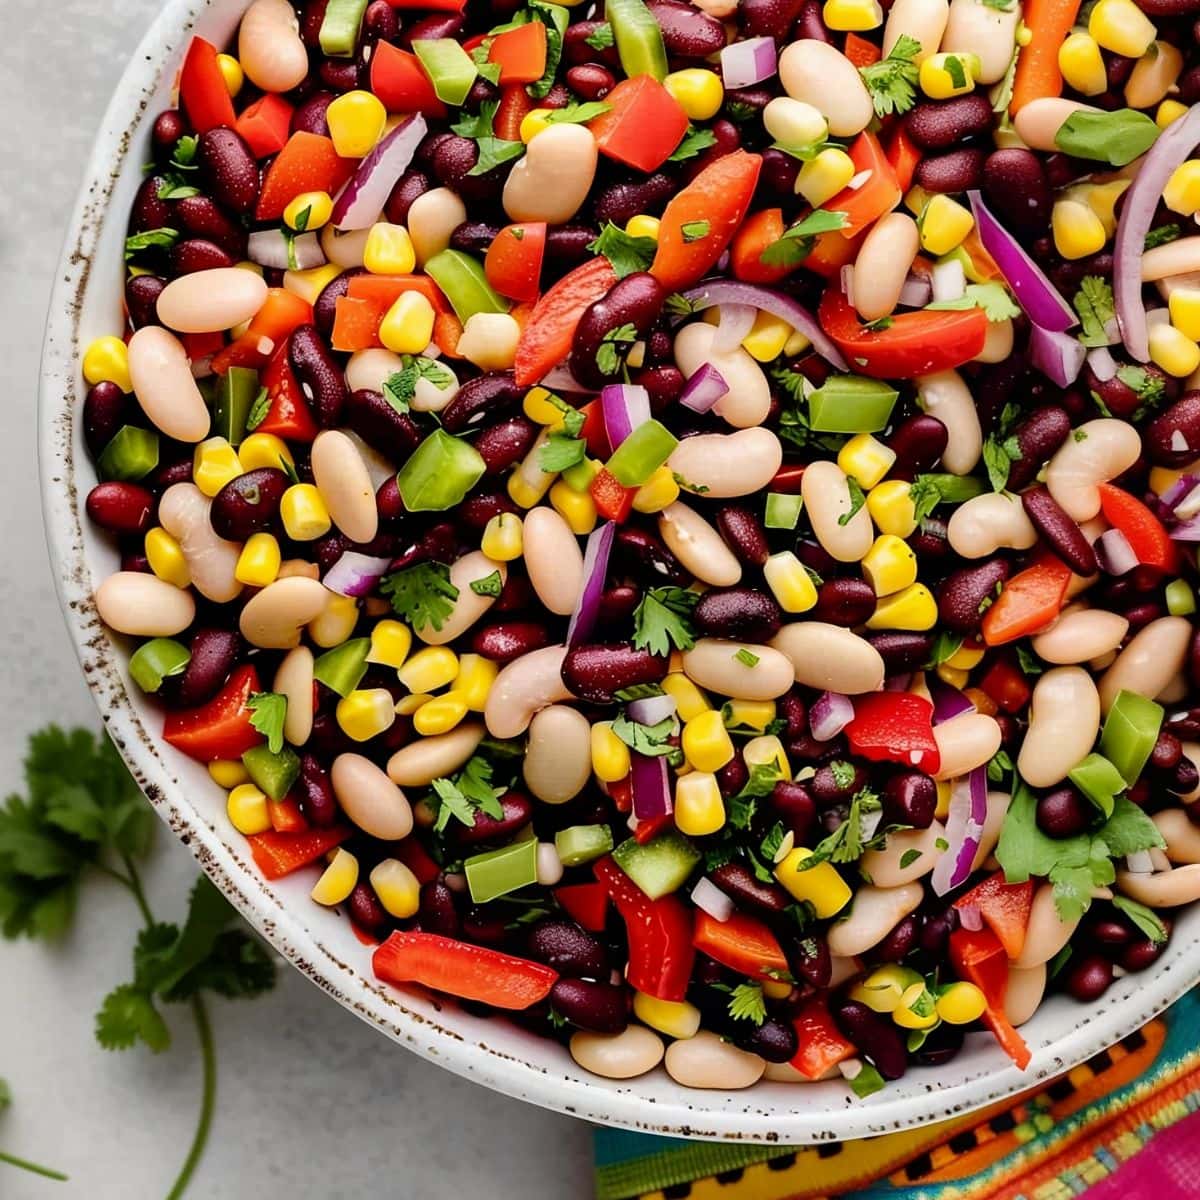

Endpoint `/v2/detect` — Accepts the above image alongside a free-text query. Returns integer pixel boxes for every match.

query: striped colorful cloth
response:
[594,988,1200,1200]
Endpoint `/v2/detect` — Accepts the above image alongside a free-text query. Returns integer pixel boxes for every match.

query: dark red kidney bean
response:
[210,468,289,540]
[476,417,538,474]
[567,64,617,100]
[915,148,985,193]
[418,878,460,936]
[937,559,1011,633]
[1181,63,1200,105]
[1087,368,1140,418]
[1064,953,1114,1001]
[919,905,960,958]
[1103,50,1135,89]
[1036,785,1092,838]
[1173,757,1200,796]
[455,790,534,846]
[562,642,670,703]
[385,168,433,225]
[1119,934,1169,972]
[175,195,247,259]
[343,388,422,460]
[363,0,398,41]
[130,176,172,233]
[347,882,390,938]
[910,520,949,564]
[885,415,948,480]
[564,21,621,66]
[292,90,334,136]
[716,753,749,799]
[300,0,330,45]
[441,372,523,432]
[428,135,507,203]
[313,266,366,335]
[1091,916,1134,946]
[734,1017,797,1063]
[1150,731,1183,774]
[740,0,805,37]
[1005,406,1073,490]
[545,224,600,266]
[592,173,676,227]
[121,550,151,573]
[471,621,550,663]
[175,629,241,707]
[646,0,727,55]
[913,1023,964,1068]
[882,772,936,829]
[1145,391,1200,466]
[86,482,154,535]
[152,109,188,154]
[449,220,502,256]
[125,275,167,329]
[723,85,774,118]
[681,119,741,183]
[197,128,260,216]
[633,365,685,411]
[906,95,993,150]
[795,0,832,40]
[777,693,806,741]
[832,1000,907,1079]
[1125,601,1165,631]
[541,83,573,111]
[151,455,195,491]
[873,913,920,963]
[458,490,518,530]
[693,587,782,642]
[83,382,130,457]
[812,578,877,626]
[615,526,691,585]
[462,906,509,947]
[710,862,791,913]
[550,979,628,1032]
[293,754,338,827]
[402,12,465,47]
[714,504,770,567]
[570,273,667,389]
[1168,707,1200,739]
[171,239,235,274]
[982,149,1052,237]
[318,58,359,92]
[784,928,831,988]
[598,584,641,627]
[758,147,801,197]
[811,761,869,805]
[526,918,608,977]
[289,326,347,428]
[866,632,934,673]
[1022,486,1099,573]
[769,781,817,844]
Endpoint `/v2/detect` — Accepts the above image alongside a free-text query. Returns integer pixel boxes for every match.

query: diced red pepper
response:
[495,84,534,142]
[394,836,441,885]
[595,856,694,1001]
[803,229,857,279]
[1098,483,1178,574]
[590,467,636,523]
[578,400,610,459]
[247,826,352,880]
[845,692,941,773]
[554,882,610,932]
[590,75,690,174]
[730,208,792,285]
[487,21,548,85]
[211,288,313,375]
[374,931,558,1009]
[885,126,922,194]
[181,329,225,363]
[256,132,355,222]
[331,296,383,353]
[235,93,294,159]
[790,998,857,1080]
[949,927,1032,1068]
[692,910,790,984]
[954,871,1034,960]
[634,811,674,845]
[179,37,236,134]
[370,42,448,116]
[162,664,263,763]
[981,558,1073,646]
[254,340,320,442]
[843,32,882,67]
[769,463,806,494]
[978,658,1032,714]
[824,132,902,237]
[608,774,633,813]
[485,222,547,302]
[267,795,309,834]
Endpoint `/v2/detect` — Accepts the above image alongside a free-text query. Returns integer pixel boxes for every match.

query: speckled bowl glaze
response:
[37,0,1200,1144]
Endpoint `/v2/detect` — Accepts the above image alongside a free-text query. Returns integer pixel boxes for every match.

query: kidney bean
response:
[286,753,336,828]
[918,905,960,959]
[769,780,817,844]
[681,120,741,183]
[811,761,869,806]
[527,918,608,978]
[1005,406,1073,490]
[403,12,465,47]
[739,0,805,37]
[734,1017,797,1063]
[471,621,550,663]
[1065,953,1115,1001]
[174,629,241,707]
[455,791,534,846]
[592,173,676,227]
[151,456,195,491]
[757,147,801,198]
[196,128,260,216]
[1174,758,1200,796]
[570,273,668,389]
[1087,368,1142,419]
[913,1023,964,1068]
[1181,63,1200,105]
[1021,486,1098,575]
[615,526,691,585]
[473,417,538,475]
[462,905,511,947]
[882,772,936,830]
[1036,785,1092,838]
[795,0,832,40]
[1103,49,1135,90]
[210,468,289,541]
[832,1000,907,1079]
[362,0,398,41]
[1124,601,1165,632]
[812,578,877,626]
[1120,934,1169,972]
[710,862,790,913]
[458,491,518,530]
[291,91,334,136]
[449,220,502,257]
[633,365,685,412]
[937,560,1011,633]
[125,275,166,330]
[174,195,247,259]
[441,372,523,433]
[873,913,920,963]
[171,239,235,274]
[347,881,390,939]
[416,877,460,936]
[289,326,347,428]
[299,0,329,44]
[550,979,628,1033]
[130,176,172,234]
[646,0,727,55]
[562,642,670,702]
[318,57,359,92]
[313,267,364,335]
[915,148,985,193]
[784,928,831,988]
[1145,391,1200,466]
[866,632,933,674]
[693,588,782,642]
[567,64,617,100]
[1091,914,1134,947]
[563,21,619,68]
[85,482,154,535]
[152,109,188,155]
[776,692,806,741]
[981,149,1052,237]
[597,585,641,628]
[906,95,994,151]
[713,505,770,567]
[885,415,949,480]
[383,170,433,228]
[545,224,600,267]
[83,382,130,458]
[1150,731,1183,777]
[717,753,749,798]
[428,135,506,203]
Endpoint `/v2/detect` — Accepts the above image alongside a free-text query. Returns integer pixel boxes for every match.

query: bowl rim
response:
[37,0,1200,1145]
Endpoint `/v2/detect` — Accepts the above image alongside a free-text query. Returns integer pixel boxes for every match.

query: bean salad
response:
[81,0,1200,1095]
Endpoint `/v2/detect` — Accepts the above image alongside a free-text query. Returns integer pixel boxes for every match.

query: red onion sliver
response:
[958,903,983,932]
[331,113,427,231]
[322,551,393,597]
[539,363,593,394]
[898,273,932,308]
[1169,516,1200,542]
[719,35,777,89]
[691,877,735,922]
[1029,322,1087,387]
[810,690,855,741]
[930,678,975,725]
[1095,527,1138,574]
[931,766,987,896]
[1160,473,1200,511]
[627,693,678,725]
[713,303,757,353]
[566,521,616,645]
[679,363,728,413]
[600,383,651,450]
[631,752,672,822]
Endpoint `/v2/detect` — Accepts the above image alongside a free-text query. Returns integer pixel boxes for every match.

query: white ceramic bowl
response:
[38,0,1200,1144]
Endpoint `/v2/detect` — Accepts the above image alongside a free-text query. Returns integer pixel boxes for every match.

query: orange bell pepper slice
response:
[886,126,923,194]
[347,273,449,312]
[954,871,1035,960]
[212,288,314,374]
[731,208,792,285]
[331,296,383,353]
[981,558,1073,646]
[488,21,548,85]
[256,132,355,221]
[824,132,902,237]
[843,32,881,67]
[495,84,534,142]
[267,795,309,835]
[692,910,791,983]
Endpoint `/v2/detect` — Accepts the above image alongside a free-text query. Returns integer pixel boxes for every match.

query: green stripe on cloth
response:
[594,1131,786,1200]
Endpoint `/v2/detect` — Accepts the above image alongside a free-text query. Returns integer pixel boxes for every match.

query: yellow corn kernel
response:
[283,262,342,305]
[193,436,243,497]
[775,848,852,917]
[208,759,249,789]
[370,858,421,918]
[550,479,598,534]
[822,0,882,29]
[662,69,724,120]
[892,982,939,1030]
[866,582,937,630]
[1058,31,1107,95]
[235,532,282,587]
[763,550,818,614]
[919,52,980,100]
[238,432,293,472]
[145,527,190,588]
[326,89,388,158]
[480,511,524,561]
[396,693,431,716]
[522,386,566,426]
[904,184,933,216]
[454,653,498,712]
[227,782,271,835]
[936,663,970,689]
[82,335,132,393]
[861,534,919,597]
[945,642,985,670]
[312,847,360,906]
[284,189,333,232]
[744,733,790,780]
[520,108,554,142]
[413,690,469,736]
[309,592,359,648]
[674,772,726,836]
[633,992,702,1039]
[935,778,952,819]
[591,721,632,783]
[1149,323,1200,377]
[682,709,735,773]
[1052,198,1108,260]
[632,465,680,514]
[337,688,397,741]
[216,52,244,97]
[723,699,776,733]
[507,432,557,507]
[280,483,330,541]
[367,619,413,668]
[626,215,661,241]
[1081,180,1131,239]
[1169,288,1200,341]
[867,478,918,537]
[380,289,435,355]
[850,965,923,1013]
[1089,0,1156,57]
[936,980,987,1025]
[398,646,459,693]
[1164,160,1200,216]
[661,673,710,722]
[742,310,793,362]
[365,221,418,277]
[763,979,792,1001]
[838,433,897,490]
[919,193,975,256]
[1158,99,1189,128]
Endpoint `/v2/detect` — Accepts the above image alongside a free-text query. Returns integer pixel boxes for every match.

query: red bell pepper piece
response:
[790,998,857,1080]
[374,931,558,1009]
[803,229,858,279]
[819,281,990,379]
[595,856,694,1001]
[590,467,636,523]
[730,208,792,285]
[394,836,441,885]
[487,21,548,85]
[651,150,762,291]
[608,774,633,813]
[1098,483,1178,574]
[181,329,225,363]
[331,296,383,353]
[349,273,449,313]
[949,927,1032,1068]
[824,132,902,237]
[163,664,263,763]
[254,341,320,442]
[981,558,1073,646]
[513,257,618,386]
[370,43,448,117]
[634,811,674,845]
[577,399,610,459]
[554,882,610,932]
[590,76,690,173]
[235,93,294,159]
[845,692,941,773]
[978,658,1032,713]
[770,463,806,494]
[692,910,790,984]
[267,795,309,834]
[954,871,1034,960]
[256,133,355,222]
[248,825,352,880]
[495,84,534,142]
[179,37,236,135]
[885,126,922,194]
[843,32,882,67]
[485,222,547,302]
[211,288,314,375]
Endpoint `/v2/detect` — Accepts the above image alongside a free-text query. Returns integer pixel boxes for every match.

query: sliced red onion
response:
[1029,322,1087,387]
[810,691,854,741]
[691,877,735,922]
[931,257,966,303]
[1115,104,1200,361]
[1174,482,1200,520]
[958,902,983,932]
[930,678,975,725]
[1095,527,1138,574]
[247,229,326,271]
[631,752,672,822]
[898,273,932,309]
[331,113,427,232]
[1086,345,1118,381]
[968,190,1077,332]
[566,521,616,646]
[719,35,777,89]
[679,363,728,413]
[931,766,987,896]
[677,279,849,371]
[1169,516,1200,541]
[599,383,651,450]
[539,363,592,394]
[840,264,855,308]
[1160,473,1200,510]
[1125,850,1155,874]
[713,303,757,353]
[627,692,678,725]
[323,551,393,597]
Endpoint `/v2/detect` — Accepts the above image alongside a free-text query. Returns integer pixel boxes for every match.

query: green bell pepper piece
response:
[1068,753,1126,819]
[561,457,599,492]
[423,250,510,323]
[242,745,301,801]
[764,493,803,530]
[807,376,899,433]
[605,0,668,81]
[128,638,190,694]
[1099,690,1164,786]
[313,638,371,698]
[413,39,479,106]
[213,366,259,447]
[98,425,159,482]
[464,838,539,903]
[397,429,487,511]
[319,0,370,56]
[1166,578,1196,616]
[554,824,615,867]
[611,830,700,899]
[604,419,678,487]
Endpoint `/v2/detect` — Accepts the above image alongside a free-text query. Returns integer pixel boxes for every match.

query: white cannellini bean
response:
[672,322,772,429]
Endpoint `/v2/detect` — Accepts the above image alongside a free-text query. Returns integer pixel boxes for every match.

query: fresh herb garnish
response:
[587,221,657,278]
[1112,895,1169,944]
[680,220,710,243]
[610,713,677,758]
[124,227,181,260]
[380,562,460,631]
[734,648,760,668]
[760,209,850,269]
[451,99,526,175]
[899,848,923,869]
[383,356,456,414]
[246,692,288,754]
[669,125,718,162]
[908,473,984,522]
[726,982,767,1025]
[545,101,612,124]
[728,763,784,832]
[583,21,614,49]
[1145,224,1182,250]
[1074,276,1116,348]
[927,282,1020,322]
[245,386,271,432]
[926,629,965,667]
[431,756,506,833]
[800,789,883,868]
[839,477,867,526]
[1054,108,1160,167]
[0,1077,67,1181]
[470,570,504,597]
[631,587,698,656]
[595,322,638,376]
[860,34,921,117]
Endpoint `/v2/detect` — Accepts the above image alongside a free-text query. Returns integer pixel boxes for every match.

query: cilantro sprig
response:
[631,587,698,656]
[431,756,506,832]
[451,99,525,176]
[588,222,657,278]
[0,1077,67,1181]
[380,562,459,631]
[760,209,849,269]
[860,34,921,117]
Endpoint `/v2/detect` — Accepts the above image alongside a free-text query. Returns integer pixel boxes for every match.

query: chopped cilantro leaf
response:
[245,386,271,432]
[587,221,657,278]
[247,692,288,754]
[1074,276,1116,348]
[680,220,710,243]
[632,587,698,656]
[760,209,850,269]
[584,21,614,49]
[595,322,638,376]
[860,34,921,118]
[927,282,1020,321]
[610,713,677,758]
[470,570,504,597]
[800,789,883,868]
[431,756,506,833]
[545,101,612,124]
[1145,224,1182,250]
[124,227,180,261]
[839,478,867,526]
[380,562,459,632]
[727,982,767,1025]
[669,125,718,162]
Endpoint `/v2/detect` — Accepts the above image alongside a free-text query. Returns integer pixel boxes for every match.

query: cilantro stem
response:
[121,854,154,926]
[0,1149,68,1181]
[165,997,215,1200]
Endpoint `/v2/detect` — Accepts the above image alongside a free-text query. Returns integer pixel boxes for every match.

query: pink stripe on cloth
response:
[1084,1109,1200,1200]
